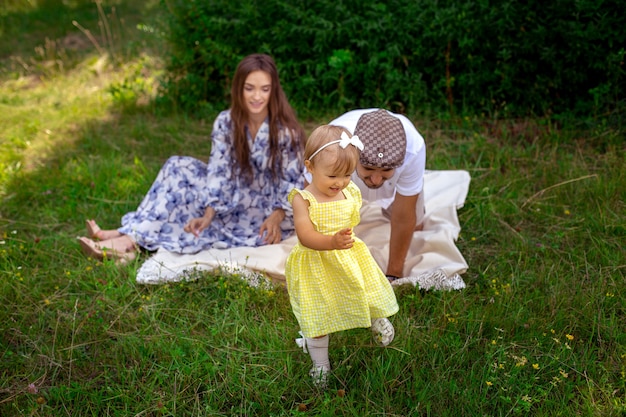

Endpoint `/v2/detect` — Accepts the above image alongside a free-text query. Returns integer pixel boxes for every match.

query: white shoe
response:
[371,318,395,346]
[309,365,330,389]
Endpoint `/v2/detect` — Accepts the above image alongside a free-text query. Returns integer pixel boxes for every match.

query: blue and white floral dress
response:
[118,110,304,253]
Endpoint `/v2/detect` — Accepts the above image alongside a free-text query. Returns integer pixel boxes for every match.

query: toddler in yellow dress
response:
[285,125,399,388]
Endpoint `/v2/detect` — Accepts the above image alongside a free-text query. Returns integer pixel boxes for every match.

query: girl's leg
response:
[371,318,395,346]
[306,335,330,388]
[86,219,123,240]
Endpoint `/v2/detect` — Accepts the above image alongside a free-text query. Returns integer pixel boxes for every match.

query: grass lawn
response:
[1,1,624,416]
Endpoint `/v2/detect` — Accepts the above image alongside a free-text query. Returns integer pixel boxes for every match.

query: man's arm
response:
[386,192,419,277]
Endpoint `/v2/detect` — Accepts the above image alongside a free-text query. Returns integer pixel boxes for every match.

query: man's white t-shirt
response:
[329,108,426,209]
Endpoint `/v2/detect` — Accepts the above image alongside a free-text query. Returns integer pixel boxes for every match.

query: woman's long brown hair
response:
[229,54,305,181]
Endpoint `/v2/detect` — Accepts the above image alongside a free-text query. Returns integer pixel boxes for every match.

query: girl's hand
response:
[331,228,354,250]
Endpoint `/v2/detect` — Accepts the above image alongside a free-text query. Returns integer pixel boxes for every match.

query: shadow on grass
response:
[0,1,334,265]
[0,0,162,78]
[0,0,173,232]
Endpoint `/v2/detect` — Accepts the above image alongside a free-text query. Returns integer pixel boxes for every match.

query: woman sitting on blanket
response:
[78,54,306,263]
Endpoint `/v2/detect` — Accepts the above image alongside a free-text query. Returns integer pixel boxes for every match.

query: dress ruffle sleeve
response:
[199,111,240,215]
[345,182,362,227]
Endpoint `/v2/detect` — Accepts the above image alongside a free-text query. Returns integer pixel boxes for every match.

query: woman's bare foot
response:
[86,219,123,241]
[78,236,137,264]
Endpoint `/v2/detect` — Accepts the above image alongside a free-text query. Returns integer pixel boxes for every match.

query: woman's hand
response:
[184,207,215,237]
[331,228,354,250]
[184,217,211,237]
[259,209,285,244]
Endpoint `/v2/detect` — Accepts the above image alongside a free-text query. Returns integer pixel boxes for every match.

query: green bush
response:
[158,0,625,119]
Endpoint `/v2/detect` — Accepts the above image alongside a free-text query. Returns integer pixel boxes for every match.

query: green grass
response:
[1,2,625,416]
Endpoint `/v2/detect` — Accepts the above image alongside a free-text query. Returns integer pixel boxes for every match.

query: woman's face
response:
[243,70,271,118]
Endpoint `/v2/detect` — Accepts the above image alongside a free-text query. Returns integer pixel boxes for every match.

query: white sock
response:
[306,335,330,369]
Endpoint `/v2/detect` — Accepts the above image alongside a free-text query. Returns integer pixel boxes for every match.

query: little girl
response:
[285,125,399,388]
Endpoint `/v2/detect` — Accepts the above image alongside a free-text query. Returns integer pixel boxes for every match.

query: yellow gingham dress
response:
[285,182,399,338]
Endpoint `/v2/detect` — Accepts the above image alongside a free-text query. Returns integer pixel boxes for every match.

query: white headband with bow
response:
[308,132,364,161]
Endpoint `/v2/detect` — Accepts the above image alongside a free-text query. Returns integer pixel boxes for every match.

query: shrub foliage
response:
[159,0,625,118]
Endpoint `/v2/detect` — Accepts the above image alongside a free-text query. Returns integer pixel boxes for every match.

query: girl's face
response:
[306,153,352,201]
[243,70,271,118]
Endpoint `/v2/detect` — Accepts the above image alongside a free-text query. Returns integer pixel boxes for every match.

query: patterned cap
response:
[353,109,406,169]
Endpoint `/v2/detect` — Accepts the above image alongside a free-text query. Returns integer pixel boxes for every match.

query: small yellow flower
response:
[564,209,571,215]
[44,299,50,305]
[471,237,476,241]
[532,363,540,370]
[550,329,555,334]
[486,381,493,386]
[566,334,574,341]
[491,340,497,345]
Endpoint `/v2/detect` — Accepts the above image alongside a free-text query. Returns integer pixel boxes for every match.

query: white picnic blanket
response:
[136,170,471,291]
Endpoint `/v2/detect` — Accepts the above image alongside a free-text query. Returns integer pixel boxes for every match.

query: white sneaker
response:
[371,318,395,346]
[309,365,330,389]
